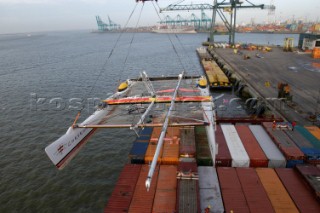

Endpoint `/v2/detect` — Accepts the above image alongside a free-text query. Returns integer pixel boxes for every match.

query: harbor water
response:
[0,31,299,212]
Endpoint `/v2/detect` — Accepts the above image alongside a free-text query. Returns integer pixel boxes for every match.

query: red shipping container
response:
[217,167,250,213]
[177,161,198,173]
[236,168,275,213]
[129,165,159,213]
[179,127,196,158]
[236,125,269,167]
[215,125,232,167]
[176,161,200,212]
[104,164,141,213]
[153,165,177,213]
[275,168,320,213]
[262,122,304,160]
[295,164,320,199]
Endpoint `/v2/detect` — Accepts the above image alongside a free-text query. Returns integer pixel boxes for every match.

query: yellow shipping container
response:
[304,126,320,140]
[256,168,299,213]
[145,142,163,164]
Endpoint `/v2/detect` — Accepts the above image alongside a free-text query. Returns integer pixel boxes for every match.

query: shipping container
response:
[129,141,149,164]
[104,164,141,213]
[285,128,320,161]
[138,127,153,136]
[296,126,320,149]
[236,168,275,213]
[136,135,151,142]
[152,165,177,213]
[262,122,304,166]
[151,127,162,139]
[217,167,250,213]
[179,127,196,158]
[215,125,232,167]
[236,125,269,167]
[128,165,159,213]
[198,167,224,213]
[256,168,299,213]
[162,139,179,165]
[177,162,200,213]
[275,168,320,213]
[144,140,163,164]
[295,164,320,199]
[249,125,286,168]
[177,179,200,213]
[285,127,320,162]
[177,161,197,173]
[305,126,320,140]
[166,127,181,138]
[221,124,250,167]
[195,126,213,166]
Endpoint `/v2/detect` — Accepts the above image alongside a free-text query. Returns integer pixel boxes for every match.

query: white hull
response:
[200,87,217,166]
[152,28,197,34]
[45,81,135,169]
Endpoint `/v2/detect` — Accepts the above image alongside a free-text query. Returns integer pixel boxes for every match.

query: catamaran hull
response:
[45,108,110,169]
[45,80,135,169]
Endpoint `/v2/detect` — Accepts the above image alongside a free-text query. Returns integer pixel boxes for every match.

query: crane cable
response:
[152,1,187,75]
[78,3,139,114]
[118,2,145,84]
[154,1,201,99]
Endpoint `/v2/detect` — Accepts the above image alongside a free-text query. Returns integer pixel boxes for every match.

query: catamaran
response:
[45,71,217,190]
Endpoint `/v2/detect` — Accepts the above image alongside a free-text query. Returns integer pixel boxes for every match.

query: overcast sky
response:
[0,0,319,34]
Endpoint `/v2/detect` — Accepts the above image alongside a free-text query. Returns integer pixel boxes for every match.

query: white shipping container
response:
[198,167,224,213]
[221,124,250,167]
[249,125,286,168]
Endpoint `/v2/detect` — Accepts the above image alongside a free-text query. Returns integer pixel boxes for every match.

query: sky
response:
[0,0,319,34]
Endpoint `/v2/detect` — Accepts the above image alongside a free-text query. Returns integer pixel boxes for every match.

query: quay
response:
[209,46,320,126]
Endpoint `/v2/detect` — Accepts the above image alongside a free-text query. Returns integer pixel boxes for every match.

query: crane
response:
[160,0,275,45]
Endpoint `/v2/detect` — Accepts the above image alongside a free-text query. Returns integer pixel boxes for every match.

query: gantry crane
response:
[95,15,121,31]
[160,0,275,45]
[159,12,212,30]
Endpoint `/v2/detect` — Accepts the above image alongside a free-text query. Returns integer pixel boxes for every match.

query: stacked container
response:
[195,126,213,166]
[236,125,269,167]
[128,165,159,213]
[179,127,196,161]
[177,162,200,213]
[236,168,275,213]
[217,167,250,212]
[161,138,179,165]
[262,122,304,167]
[221,124,250,167]
[198,167,224,213]
[215,125,232,167]
[152,165,177,213]
[104,164,141,213]
[256,168,299,213]
[304,126,320,140]
[295,164,320,199]
[129,128,152,164]
[275,168,320,212]
[284,127,320,163]
[249,125,286,168]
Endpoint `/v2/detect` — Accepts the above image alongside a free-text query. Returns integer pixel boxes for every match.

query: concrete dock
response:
[212,47,320,126]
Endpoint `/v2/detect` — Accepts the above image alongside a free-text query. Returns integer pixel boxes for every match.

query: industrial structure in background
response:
[159,11,212,31]
[160,0,275,45]
[95,15,121,32]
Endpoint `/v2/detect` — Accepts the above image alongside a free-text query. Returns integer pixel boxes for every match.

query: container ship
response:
[152,25,197,34]
[45,48,320,212]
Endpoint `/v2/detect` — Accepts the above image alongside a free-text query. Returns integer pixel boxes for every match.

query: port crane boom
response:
[160,0,275,45]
